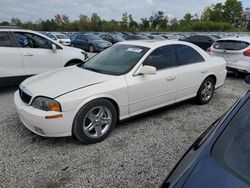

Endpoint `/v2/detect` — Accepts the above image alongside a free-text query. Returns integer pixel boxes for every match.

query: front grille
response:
[19,88,32,104]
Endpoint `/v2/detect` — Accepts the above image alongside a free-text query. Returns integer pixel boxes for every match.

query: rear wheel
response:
[73,99,117,144]
[196,77,215,105]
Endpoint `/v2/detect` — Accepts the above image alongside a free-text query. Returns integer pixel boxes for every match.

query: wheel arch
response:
[204,74,217,85]
[64,59,84,67]
[74,95,121,122]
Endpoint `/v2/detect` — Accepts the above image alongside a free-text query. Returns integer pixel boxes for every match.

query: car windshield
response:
[212,98,250,186]
[55,34,70,39]
[213,40,249,50]
[86,35,102,40]
[83,44,149,75]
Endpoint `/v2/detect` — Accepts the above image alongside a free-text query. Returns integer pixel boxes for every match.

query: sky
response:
[0,0,249,22]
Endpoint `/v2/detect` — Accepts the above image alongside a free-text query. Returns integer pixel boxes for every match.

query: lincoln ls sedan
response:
[14,40,227,144]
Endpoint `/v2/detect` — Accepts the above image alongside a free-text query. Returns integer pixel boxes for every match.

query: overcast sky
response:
[0,0,249,22]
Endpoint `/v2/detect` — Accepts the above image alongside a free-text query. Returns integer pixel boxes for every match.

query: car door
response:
[72,34,83,49]
[174,44,207,102]
[126,45,178,115]
[82,35,90,50]
[14,32,62,75]
[0,31,25,84]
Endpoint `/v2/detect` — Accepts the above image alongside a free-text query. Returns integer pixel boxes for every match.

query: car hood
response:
[21,66,116,98]
[183,157,249,188]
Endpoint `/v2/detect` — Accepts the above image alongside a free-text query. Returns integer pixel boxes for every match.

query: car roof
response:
[118,40,192,48]
[217,37,250,43]
[0,28,32,32]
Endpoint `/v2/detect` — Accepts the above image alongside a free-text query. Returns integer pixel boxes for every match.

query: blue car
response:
[161,76,250,188]
[71,34,112,53]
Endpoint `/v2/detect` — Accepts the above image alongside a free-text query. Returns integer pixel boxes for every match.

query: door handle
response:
[166,75,176,81]
[201,69,207,73]
[24,53,34,57]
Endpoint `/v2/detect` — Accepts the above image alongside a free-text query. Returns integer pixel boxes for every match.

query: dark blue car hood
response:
[183,156,249,188]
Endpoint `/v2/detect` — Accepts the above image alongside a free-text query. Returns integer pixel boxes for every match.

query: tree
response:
[201,0,243,28]
[90,13,102,31]
[222,0,243,27]
[149,11,168,30]
[128,14,138,30]
[140,18,150,31]
[78,14,89,31]
[121,12,128,30]
[11,17,22,26]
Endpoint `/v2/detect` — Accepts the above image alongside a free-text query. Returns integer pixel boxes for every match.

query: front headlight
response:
[31,97,61,112]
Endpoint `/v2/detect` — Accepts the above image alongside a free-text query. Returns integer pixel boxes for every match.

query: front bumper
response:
[14,91,74,137]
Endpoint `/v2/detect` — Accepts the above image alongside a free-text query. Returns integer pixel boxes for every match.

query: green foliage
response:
[201,0,243,28]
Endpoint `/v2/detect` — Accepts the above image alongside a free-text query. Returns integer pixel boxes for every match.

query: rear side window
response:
[0,32,12,47]
[212,98,250,186]
[213,40,249,51]
[143,45,178,70]
[175,44,205,65]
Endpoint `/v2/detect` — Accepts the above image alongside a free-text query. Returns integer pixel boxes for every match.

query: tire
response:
[72,99,117,144]
[89,44,95,53]
[196,77,215,105]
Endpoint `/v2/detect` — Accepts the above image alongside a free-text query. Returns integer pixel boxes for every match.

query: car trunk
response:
[210,40,250,63]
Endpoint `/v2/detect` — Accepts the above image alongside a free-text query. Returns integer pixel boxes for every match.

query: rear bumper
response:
[226,61,250,73]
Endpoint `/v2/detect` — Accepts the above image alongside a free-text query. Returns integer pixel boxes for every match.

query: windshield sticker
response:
[127,48,143,53]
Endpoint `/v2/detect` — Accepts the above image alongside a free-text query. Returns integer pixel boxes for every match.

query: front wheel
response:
[196,77,215,105]
[73,99,117,144]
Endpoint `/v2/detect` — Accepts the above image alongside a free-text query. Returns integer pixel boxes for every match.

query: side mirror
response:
[52,44,57,53]
[136,65,156,76]
[245,75,250,84]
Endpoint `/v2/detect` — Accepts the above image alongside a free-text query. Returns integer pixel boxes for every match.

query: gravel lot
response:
[0,75,249,188]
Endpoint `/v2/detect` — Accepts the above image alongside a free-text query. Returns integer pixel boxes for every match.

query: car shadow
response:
[0,85,19,95]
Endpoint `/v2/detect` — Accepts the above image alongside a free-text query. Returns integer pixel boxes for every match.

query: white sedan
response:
[14,40,227,144]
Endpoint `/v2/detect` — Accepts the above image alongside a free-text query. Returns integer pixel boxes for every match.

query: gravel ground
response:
[0,75,249,188]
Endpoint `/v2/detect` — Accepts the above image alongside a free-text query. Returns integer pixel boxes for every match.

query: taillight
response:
[207,47,211,52]
[243,49,250,56]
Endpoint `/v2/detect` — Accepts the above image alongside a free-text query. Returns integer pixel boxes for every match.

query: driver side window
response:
[143,45,178,70]
[15,32,52,49]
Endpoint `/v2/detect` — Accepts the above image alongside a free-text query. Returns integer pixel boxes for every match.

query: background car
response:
[181,34,218,51]
[99,34,125,44]
[46,32,72,46]
[161,76,250,188]
[71,34,112,52]
[14,40,226,144]
[209,37,250,74]
[146,35,166,40]
[0,28,87,87]
[124,34,150,40]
